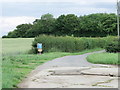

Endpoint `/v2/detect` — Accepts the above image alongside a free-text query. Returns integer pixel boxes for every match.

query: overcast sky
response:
[0,0,117,37]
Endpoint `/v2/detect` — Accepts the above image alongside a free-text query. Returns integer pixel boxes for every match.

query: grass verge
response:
[86,52,119,65]
[2,48,102,88]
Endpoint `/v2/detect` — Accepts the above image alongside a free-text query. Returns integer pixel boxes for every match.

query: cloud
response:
[2,1,116,17]
[0,16,36,36]
[1,0,116,3]
[0,0,116,36]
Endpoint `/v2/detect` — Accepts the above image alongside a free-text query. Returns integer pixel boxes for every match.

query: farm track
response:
[18,50,118,88]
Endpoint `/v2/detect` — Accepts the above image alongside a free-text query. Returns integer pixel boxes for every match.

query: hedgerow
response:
[31,35,116,53]
[105,38,120,53]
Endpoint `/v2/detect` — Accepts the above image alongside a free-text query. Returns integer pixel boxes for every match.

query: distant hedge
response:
[30,35,116,54]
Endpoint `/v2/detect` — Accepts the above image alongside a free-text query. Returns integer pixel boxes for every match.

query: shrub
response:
[31,35,116,54]
[105,38,120,53]
[48,47,62,52]
[2,35,8,38]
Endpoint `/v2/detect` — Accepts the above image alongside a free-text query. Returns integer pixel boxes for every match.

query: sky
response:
[0,0,117,37]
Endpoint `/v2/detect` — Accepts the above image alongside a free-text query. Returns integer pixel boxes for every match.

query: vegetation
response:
[2,38,34,55]
[31,35,116,53]
[0,39,2,90]
[2,13,119,89]
[2,38,103,88]
[2,13,119,38]
[105,38,120,53]
[2,52,70,88]
[86,53,119,65]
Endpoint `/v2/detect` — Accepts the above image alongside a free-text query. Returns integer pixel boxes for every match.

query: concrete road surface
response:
[18,50,119,88]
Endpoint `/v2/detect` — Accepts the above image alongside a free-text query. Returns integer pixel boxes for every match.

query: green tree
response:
[55,14,79,36]
[26,14,55,37]
[16,24,33,37]
[4,24,32,38]
[3,13,118,38]
[78,13,117,37]
[41,13,54,20]
[6,30,19,38]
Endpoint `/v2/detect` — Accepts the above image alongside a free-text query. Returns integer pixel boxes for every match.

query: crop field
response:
[2,38,103,88]
[2,38,34,55]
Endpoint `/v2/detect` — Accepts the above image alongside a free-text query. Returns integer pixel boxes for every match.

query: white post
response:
[117,0,120,39]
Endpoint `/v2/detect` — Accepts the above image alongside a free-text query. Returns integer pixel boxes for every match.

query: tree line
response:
[2,13,118,38]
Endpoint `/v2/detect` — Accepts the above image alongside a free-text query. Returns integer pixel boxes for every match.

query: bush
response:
[2,35,8,38]
[31,35,116,54]
[48,47,62,52]
[105,38,120,53]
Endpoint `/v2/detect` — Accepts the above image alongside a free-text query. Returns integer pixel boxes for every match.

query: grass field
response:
[2,38,103,88]
[2,38,34,55]
[86,53,119,65]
